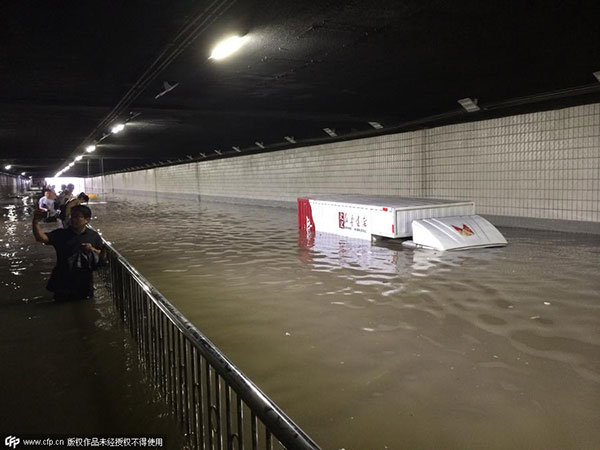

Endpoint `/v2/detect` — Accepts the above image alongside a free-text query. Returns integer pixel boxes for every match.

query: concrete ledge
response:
[198,194,295,209]
[484,214,600,235]
[108,189,296,209]
[112,189,200,202]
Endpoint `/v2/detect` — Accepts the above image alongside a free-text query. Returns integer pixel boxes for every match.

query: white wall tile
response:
[86,103,600,223]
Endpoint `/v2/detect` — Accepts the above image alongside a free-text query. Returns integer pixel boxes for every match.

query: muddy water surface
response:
[0,197,185,447]
[89,196,600,450]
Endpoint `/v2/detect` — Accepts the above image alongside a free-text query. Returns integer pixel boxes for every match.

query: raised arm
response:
[32,209,50,244]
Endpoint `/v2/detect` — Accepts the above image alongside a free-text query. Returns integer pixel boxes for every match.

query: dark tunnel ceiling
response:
[2,0,600,178]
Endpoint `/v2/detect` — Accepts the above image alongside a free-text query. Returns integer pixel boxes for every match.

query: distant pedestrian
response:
[38,190,57,220]
[55,188,73,213]
[32,204,105,301]
[59,192,89,228]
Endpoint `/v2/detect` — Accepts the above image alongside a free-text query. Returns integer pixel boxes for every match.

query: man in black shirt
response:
[33,204,104,300]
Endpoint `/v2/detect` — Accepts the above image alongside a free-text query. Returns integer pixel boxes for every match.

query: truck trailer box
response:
[298,195,475,240]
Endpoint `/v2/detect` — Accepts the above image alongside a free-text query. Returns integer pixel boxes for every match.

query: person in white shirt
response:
[38,190,57,218]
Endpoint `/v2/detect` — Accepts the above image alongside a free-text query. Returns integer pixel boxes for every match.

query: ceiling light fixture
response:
[594,71,600,82]
[255,141,265,149]
[457,97,480,112]
[214,149,222,155]
[232,146,241,152]
[284,136,296,143]
[368,121,383,129]
[209,35,249,60]
[111,123,125,134]
[4,164,12,170]
[86,145,96,153]
[21,172,26,176]
[323,128,337,137]
[75,155,83,162]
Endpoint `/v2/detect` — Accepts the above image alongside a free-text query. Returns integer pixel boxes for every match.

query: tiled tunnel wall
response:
[0,174,29,197]
[85,103,600,232]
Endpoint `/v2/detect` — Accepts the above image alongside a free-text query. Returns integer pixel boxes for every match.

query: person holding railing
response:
[32,204,105,301]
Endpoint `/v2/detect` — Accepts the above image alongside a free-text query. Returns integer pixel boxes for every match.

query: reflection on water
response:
[88,196,600,449]
[0,197,185,446]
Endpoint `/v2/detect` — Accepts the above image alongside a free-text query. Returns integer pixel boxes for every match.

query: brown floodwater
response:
[3,193,599,450]
[88,195,599,450]
[0,196,185,448]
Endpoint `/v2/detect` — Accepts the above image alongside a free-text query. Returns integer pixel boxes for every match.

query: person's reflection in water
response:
[32,205,105,301]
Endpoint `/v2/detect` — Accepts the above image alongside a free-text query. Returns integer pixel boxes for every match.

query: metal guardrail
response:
[99,238,321,450]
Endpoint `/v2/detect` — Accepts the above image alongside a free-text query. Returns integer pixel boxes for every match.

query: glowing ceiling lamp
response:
[75,155,83,161]
[21,172,26,176]
[4,164,12,170]
[111,123,125,134]
[209,35,249,60]
[86,145,96,153]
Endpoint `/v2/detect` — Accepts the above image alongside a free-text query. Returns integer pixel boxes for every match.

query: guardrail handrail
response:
[99,235,321,450]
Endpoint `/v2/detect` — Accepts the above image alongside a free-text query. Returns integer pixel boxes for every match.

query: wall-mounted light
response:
[86,145,96,153]
[111,123,125,134]
[458,97,480,112]
[209,35,249,60]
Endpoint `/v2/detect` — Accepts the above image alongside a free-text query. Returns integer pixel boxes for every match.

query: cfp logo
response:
[4,436,20,449]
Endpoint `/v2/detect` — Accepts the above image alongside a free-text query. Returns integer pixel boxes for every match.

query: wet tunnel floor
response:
[0,198,185,447]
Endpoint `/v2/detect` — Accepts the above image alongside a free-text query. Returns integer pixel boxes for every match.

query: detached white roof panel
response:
[411,215,508,251]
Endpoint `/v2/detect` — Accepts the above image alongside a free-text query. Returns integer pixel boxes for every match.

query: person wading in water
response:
[32,204,105,301]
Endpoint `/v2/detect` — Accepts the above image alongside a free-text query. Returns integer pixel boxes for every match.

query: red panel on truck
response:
[297,198,315,231]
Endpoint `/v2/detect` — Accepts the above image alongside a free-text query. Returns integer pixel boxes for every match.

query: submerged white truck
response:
[297,195,507,251]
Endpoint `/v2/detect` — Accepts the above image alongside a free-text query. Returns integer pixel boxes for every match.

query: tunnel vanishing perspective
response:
[1,1,600,449]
